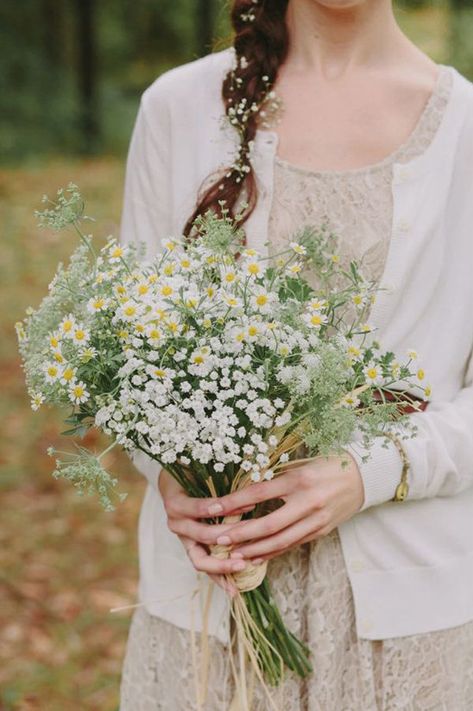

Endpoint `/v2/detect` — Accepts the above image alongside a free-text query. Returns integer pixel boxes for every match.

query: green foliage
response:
[2,1,472,163]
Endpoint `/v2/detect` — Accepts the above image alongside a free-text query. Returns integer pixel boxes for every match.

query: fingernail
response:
[230,551,244,559]
[232,561,246,571]
[251,558,264,566]
[208,503,223,515]
[217,535,231,546]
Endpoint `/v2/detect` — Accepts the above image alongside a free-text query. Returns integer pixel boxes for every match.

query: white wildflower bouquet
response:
[17,184,428,688]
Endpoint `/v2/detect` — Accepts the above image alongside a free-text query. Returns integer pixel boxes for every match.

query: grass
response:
[0,158,145,711]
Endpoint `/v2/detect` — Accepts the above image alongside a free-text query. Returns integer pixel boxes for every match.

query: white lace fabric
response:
[120,65,473,710]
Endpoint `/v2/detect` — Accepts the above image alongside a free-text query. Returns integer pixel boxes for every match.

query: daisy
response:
[68,381,90,404]
[303,312,328,329]
[43,362,61,383]
[340,393,361,409]
[59,365,77,385]
[79,346,98,363]
[30,392,45,411]
[72,327,90,346]
[59,314,76,338]
[108,244,126,262]
[289,242,307,256]
[363,362,383,385]
[87,297,108,313]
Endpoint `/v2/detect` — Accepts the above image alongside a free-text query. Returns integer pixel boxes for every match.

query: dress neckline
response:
[273,64,452,178]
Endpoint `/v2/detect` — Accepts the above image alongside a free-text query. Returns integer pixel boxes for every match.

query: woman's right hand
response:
[158,469,252,596]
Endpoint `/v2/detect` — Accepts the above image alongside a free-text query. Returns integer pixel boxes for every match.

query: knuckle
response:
[197,500,210,518]
[262,519,277,536]
[299,467,315,488]
[316,523,330,537]
[167,517,178,533]
[168,494,185,517]
[312,493,327,509]
[317,510,330,527]
[202,528,216,545]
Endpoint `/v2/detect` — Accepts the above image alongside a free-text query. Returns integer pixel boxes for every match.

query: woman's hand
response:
[158,469,255,596]
[206,453,365,564]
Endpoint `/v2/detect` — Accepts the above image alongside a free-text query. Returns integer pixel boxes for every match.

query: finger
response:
[164,491,226,520]
[187,542,248,576]
[225,504,256,516]
[229,511,327,559]
[207,478,292,518]
[168,517,237,545]
[215,498,312,547]
[209,574,238,598]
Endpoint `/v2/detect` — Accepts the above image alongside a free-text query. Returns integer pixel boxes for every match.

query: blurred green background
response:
[0,1,472,710]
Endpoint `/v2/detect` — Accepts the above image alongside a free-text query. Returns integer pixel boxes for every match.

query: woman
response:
[119,0,473,708]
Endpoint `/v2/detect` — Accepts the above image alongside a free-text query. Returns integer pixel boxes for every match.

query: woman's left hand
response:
[210,452,365,564]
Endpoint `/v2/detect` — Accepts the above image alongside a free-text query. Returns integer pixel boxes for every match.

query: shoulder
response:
[140,47,235,118]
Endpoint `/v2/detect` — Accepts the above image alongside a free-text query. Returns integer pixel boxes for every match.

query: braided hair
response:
[183,0,290,238]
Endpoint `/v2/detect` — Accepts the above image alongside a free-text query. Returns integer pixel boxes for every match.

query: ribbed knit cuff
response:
[346,436,404,511]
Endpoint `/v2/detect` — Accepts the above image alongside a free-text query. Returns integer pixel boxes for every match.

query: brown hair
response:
[183,0,290,238]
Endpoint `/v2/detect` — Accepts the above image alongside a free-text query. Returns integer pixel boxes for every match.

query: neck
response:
[285,0,404,77]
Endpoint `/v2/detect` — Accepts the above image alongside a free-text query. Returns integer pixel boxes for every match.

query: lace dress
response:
[120,66,473,710]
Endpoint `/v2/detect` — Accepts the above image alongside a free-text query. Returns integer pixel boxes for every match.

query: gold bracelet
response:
[382,431,410,502]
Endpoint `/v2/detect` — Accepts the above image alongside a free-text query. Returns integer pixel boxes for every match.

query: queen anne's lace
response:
[120,65,473,710]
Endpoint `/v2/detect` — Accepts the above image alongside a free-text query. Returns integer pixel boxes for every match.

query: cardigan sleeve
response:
[349,345,473,511]
[118,85,172,489]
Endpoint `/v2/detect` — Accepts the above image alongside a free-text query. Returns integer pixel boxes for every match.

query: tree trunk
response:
[75,0,100,153]
[196,0,214,58]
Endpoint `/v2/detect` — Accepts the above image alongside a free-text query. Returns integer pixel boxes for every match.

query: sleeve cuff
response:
[346,435,404,511]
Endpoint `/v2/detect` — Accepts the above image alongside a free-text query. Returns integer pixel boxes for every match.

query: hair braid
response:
[183,0,289,239]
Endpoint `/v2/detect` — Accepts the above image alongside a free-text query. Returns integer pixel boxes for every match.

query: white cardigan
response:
[119,47,473,645]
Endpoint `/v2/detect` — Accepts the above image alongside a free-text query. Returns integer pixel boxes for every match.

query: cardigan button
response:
[360,619,374,634]
[397,219,410,233]
[350,559,365,572]
[396,166,411,183]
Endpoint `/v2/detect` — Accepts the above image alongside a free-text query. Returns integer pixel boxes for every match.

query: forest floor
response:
[0,158,145,711]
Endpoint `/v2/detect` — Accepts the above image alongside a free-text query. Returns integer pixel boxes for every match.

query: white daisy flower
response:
[87,297,108,313]
[72,327,90,346]
[69,381,89,404]
[289,242,307,255]
[363,362,383,385]
[43,362,61,383]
